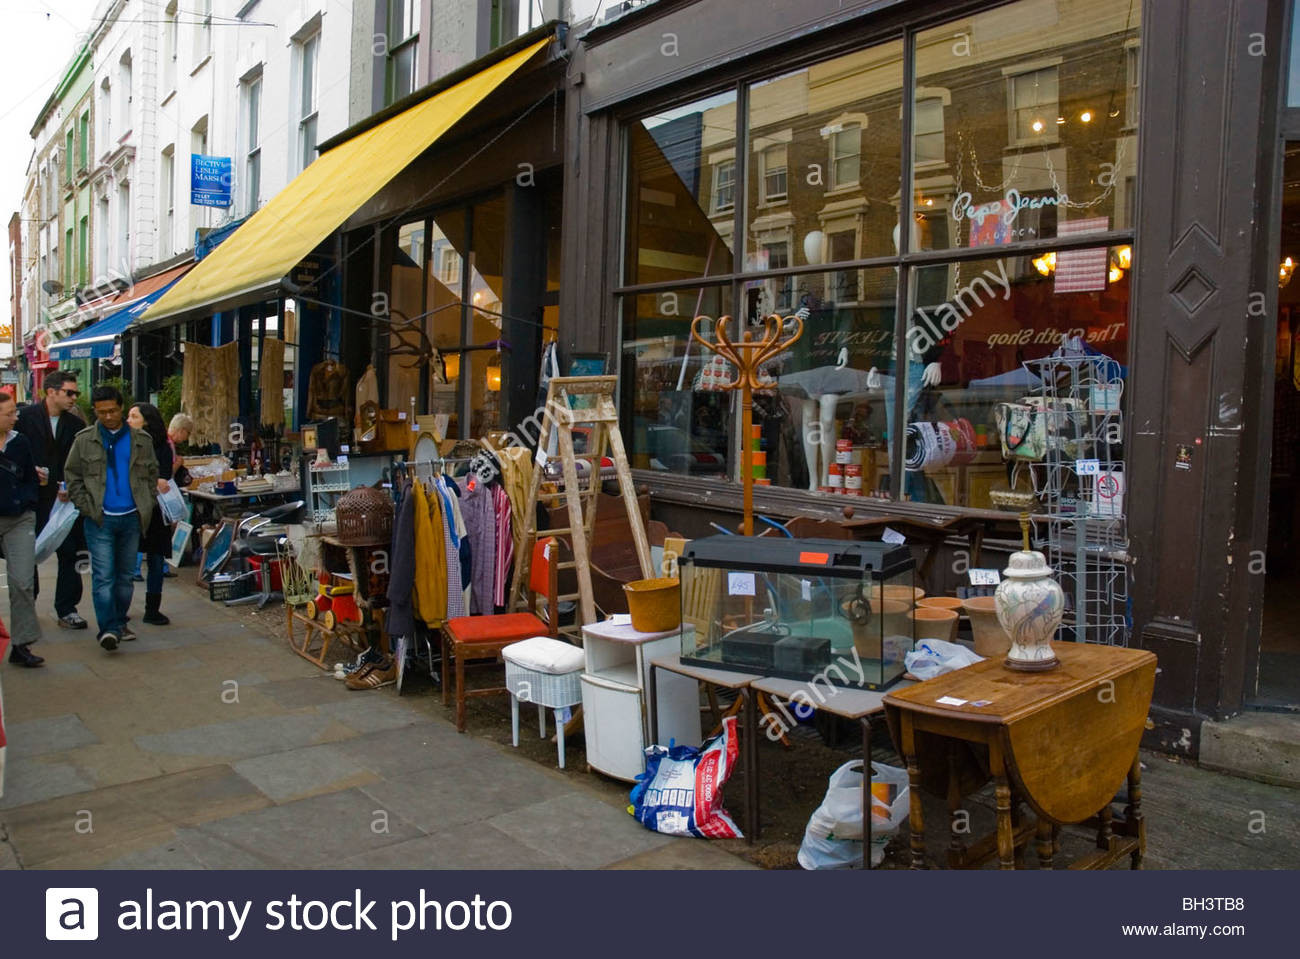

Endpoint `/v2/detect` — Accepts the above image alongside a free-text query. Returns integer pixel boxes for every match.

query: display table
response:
[751,675,914,868]
[580,621,700,782]
[883,642,1156,870]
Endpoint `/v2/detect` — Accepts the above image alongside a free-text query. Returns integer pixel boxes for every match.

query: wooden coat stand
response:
[689,314,803,535]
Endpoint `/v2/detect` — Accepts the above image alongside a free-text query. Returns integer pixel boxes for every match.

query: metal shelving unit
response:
[305,462,351,525]
[1024,351,1130,647]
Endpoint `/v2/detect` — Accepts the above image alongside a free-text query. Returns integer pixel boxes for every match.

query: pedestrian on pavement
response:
[64,385,159,652]
[15,369,88,632]
[0,393,45,668]
[127,403,174,626]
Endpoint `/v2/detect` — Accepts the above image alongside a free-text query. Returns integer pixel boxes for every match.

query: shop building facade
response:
[560,0,1294,755]
[132,0,1295,757]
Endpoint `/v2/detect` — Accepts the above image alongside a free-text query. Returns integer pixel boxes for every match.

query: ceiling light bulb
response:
[1055,116,1066,125]
[1080,111,1092,123]
[1031,119,1044,133]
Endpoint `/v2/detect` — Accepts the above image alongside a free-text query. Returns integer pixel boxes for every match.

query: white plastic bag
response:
[157,479,187,524]
[905,638,983,680]
[797,761,910,869]
[35,498,79,563]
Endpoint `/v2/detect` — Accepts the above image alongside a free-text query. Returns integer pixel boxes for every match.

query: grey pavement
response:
[2,555,1297,870]
[0,556,748,870]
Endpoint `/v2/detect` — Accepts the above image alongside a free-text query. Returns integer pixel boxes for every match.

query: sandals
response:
[345,657,397,690]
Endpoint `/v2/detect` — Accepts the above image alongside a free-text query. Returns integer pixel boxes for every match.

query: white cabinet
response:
[580,621,701,781]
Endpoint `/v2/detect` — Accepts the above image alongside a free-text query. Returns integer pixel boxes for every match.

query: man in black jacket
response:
[0,392,43,666]
[16,369,87,630]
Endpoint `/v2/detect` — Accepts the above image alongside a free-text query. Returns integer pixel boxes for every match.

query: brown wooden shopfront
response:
[552,0,1293,756]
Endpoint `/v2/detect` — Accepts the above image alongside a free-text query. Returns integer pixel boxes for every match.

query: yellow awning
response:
[142,37,549,326]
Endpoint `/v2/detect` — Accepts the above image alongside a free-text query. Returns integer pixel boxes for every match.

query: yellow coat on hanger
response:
[411,482,447,625]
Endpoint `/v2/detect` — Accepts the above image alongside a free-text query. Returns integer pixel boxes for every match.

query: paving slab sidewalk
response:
[0,559,750,870]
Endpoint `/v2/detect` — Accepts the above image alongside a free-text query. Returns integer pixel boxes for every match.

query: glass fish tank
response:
[678,537,915,690]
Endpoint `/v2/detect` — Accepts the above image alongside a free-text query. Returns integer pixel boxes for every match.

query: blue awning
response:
[48,280,181,361]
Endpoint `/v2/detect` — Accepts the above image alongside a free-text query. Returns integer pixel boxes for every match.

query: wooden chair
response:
[441,536,559,733]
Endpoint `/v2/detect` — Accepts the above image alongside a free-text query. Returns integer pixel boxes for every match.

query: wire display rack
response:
[1023,351,1131,647]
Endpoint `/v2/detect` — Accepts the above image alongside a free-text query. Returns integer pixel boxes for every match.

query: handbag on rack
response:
[996,401,1046,460]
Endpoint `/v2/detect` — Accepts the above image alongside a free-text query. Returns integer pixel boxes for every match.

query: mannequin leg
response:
[801,398,821,491]
[818,394,838,490]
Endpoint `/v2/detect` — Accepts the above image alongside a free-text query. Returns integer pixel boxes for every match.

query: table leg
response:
[902,721,925,869]
[743,686,759,844]
[861,716,872,870]
[1036,818,1054,870]
[991,741,1014,870]
[1126,753,1145,870]
[1097,803,1114,850]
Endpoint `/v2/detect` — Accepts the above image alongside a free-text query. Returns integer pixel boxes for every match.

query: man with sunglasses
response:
[16,369,88,633]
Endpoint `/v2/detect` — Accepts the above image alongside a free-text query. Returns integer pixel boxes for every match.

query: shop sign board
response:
[191,155,233,207]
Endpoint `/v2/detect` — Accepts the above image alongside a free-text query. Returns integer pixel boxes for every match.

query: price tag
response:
[801,579,811,601]
[936,696,968,707]
[727,572,756,596]
[535,447,548,467]
[882,527,906,545]
[1076,458,1101,475]
[337,455,349,466]
[397,411,407,420]
[969,568,1001,586]
[340,445,350,454]
[411,421,420,431]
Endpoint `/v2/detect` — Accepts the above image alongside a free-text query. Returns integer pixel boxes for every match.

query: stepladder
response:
[509,375,653,630]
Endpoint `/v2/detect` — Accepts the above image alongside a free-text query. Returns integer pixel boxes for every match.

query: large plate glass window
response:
[624,91,738,286]
[912,1,1140,251]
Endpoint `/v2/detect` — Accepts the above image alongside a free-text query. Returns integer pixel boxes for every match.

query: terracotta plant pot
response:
[850,598,911,661]
[916,596,964,613]
[910,607,958,644]
[869,584,926,607]
[962,596,1009,657]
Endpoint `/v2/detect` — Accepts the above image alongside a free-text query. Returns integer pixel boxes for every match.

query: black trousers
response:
[33,498,85,618]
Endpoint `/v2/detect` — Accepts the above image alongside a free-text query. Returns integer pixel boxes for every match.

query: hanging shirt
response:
[440,487,465,619]
[492,484,513,609]
[462,481,496,615]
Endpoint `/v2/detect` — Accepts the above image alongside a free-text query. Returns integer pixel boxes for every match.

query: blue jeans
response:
[84,511,140,637]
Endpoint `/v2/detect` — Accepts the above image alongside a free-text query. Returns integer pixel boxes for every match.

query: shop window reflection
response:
[900,249,1130,507]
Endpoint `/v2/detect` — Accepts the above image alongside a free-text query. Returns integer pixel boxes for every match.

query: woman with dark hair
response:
[127,402,174,626]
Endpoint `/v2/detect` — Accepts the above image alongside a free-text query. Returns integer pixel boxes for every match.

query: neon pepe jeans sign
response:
[951,189,1068,227]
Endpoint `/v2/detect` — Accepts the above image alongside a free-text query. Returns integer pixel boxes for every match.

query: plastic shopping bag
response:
[629,715,743,839]
[797,761,910,869]
[35,498,79,564]
[905,638,983,680]
[157,479,187,525]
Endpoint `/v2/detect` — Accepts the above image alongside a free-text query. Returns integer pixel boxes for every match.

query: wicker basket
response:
[333,485,394,546]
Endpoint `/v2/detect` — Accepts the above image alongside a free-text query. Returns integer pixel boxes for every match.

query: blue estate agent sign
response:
[191,154,233,207]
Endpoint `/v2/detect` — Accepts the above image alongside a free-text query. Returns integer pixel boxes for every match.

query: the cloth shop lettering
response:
[985,322,1125,348]
[952,189,1068,227]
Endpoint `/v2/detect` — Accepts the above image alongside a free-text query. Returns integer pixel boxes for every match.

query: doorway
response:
[1258,140,1300,710]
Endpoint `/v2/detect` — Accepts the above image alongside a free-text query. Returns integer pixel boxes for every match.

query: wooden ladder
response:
[509,375,652,628]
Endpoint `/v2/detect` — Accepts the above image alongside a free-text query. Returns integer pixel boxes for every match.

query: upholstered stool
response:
[503,636,585,769]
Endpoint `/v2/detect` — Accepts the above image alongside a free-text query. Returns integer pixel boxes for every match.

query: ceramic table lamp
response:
[994,514,1064,671]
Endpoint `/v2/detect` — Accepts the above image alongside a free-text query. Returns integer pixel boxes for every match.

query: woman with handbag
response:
[127,403,175,626]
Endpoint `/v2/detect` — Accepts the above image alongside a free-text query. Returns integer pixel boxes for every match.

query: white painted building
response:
[85,0,353,284]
